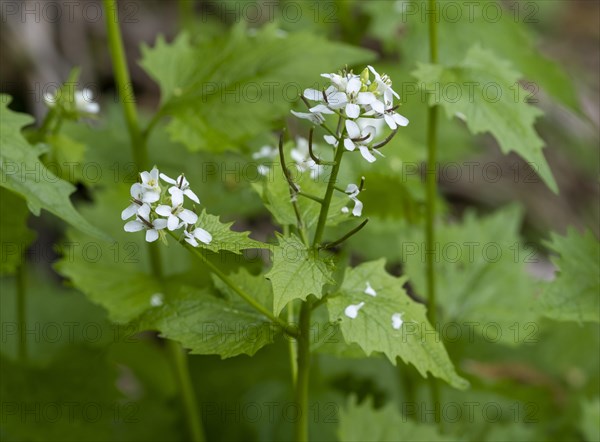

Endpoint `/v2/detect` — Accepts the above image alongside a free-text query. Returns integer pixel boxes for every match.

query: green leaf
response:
[0,346,121,442]
[412,45,558,193]
[0,188,36,275]
[56,260,162,324]
[44,133,87,184]
[338,397,452,442]
[402,205,541,346]
[139,25,374,152]
[0,96,109,240]
[327,259,468,389]
[194,209,268,254]
[266,234,334,315]
[138,280,278,358]
[540,228,600,323]
[392,0,580,112]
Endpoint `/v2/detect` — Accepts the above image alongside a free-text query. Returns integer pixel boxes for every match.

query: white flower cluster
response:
[44,88,100,115]
[121,167,212,246]
[292,66,409,163]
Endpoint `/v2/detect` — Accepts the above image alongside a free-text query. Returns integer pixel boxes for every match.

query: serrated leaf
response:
[0,96,109,240]
[402,205,541,346]
[266,234,334,315]
[195,209,267,254]
[540,228,600,323]
[412,45,558,193]
[327,260,468,389]
[0,188,36,274]
[139,25,374,152]
[338,397,452,442]
[392,0,579,112]
[138,283,278,358]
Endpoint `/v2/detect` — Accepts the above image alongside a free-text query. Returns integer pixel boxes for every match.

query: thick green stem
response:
[166,340,205,442]
[425,0,441,425]
[16,263,27,363]
[295,301,312,442]
[103,0,147,169]
[103,2,204,440]
[312,141,346,246]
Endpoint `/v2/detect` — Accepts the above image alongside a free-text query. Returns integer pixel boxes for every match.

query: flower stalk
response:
[103,2,205,441]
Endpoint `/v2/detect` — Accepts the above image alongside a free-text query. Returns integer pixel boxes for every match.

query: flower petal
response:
[121,204,138,220]
[323,135,338,146]
[145,229,159,242]
[168,188,185,206]
[184,189,200,204]
[154,218,168,230]
[345,103,360,119]
[159,173,177,185]
[124,220,144,232]
[137,203,151,219]
[345,120,361,139]
[346,77,362,95]
[155,205,172,217]
[303,88,322,101]
[167,214,180,231]
[140,171,152,184]
[357,92,376,105]
[141,190,160,203]
[179,209,198,225]
[351,197,363,217]
[384,113,397,130]
[343,138,356,151]
[393,112,409,127]
[358,146,377,163]
[194,228,212,244]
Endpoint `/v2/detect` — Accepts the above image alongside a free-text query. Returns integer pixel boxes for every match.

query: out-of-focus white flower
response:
[341,183,363,217]
[290,137,323,180]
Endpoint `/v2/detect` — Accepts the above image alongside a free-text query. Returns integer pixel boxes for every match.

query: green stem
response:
[295,301,312,442]
[178,0,195,32]
[103,2,204,440]
[426,0,441,426]
[312,141,346,246]
[103,0,147,169]
[166,340,205,442]
[16,263,27,363]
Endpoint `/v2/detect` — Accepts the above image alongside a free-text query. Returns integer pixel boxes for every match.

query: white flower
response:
[160,173,200,206]
[155,203,198,231]
[121,183,149,220]
[290,137,323,180]
[184,227,212,247]
[344,302,365,319]
[43,88,100,115]
[150,293,164,307]
[343,120,381,163]
[123,204,167,243]
[391,312,404,330]
[252,145,278,160]
[383,109,409,131]
[74,88,100,114]
[252,145,278,176]
[139,167,161,202]
[291,109,326,125]
[364,282,377,297]
[368,65,399,106]
[341,183,363,217]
